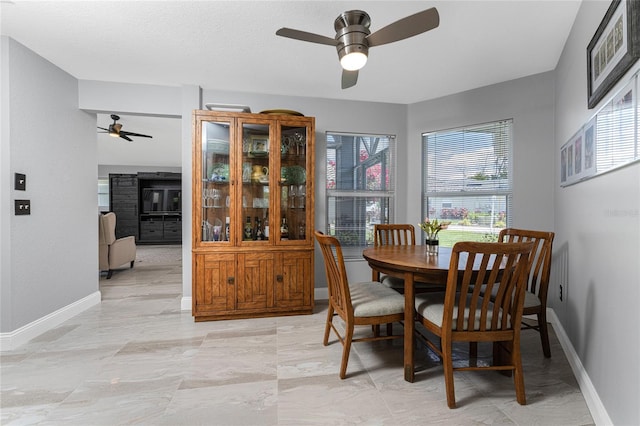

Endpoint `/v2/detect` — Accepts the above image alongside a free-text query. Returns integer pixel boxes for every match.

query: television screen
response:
[142,189,164,213]
[142,187,181,213]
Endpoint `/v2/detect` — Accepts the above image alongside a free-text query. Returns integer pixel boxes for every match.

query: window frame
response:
[421,119,514,246]
[325,131,396,259]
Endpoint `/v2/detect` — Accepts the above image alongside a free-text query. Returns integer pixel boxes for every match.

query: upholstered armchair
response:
[99,212,136,279]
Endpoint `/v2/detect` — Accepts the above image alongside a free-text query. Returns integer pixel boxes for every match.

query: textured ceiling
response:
[1,0,582,105]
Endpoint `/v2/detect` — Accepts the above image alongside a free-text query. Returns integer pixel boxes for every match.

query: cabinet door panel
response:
[237,253,274,310]
[195,254,236,314]
[276,251,313,308]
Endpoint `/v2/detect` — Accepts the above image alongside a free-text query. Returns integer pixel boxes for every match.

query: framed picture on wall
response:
[583,116,597,178]
[560,128,585,186]
[587,0,640,109]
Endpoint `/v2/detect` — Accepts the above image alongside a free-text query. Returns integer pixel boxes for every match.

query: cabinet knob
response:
[276,274,284,282]
[227,277,235,285]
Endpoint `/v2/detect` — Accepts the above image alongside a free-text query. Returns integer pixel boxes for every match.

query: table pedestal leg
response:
[404,272,415,382]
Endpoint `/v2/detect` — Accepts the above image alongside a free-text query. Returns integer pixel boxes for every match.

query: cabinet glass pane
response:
[280,125,308,241]
[202,121,231,242]
[241,123,270,242]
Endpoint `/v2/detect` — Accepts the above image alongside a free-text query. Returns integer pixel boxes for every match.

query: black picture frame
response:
[587,0,640,109]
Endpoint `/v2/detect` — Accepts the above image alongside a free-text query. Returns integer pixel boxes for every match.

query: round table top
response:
[362,245,454,272]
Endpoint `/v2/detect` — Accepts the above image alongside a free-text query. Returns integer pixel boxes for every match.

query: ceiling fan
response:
[97,114,153,141]
[276,7,439,89]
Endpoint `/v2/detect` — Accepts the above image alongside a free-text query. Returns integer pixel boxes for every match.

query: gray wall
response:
[406,72,556,234]
[0,37,98,333]
[554,2,640,424]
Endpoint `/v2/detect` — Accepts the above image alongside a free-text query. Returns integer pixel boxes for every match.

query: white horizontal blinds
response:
[422,119,513,229]
[595,78,638,173]
[326,132,396,256]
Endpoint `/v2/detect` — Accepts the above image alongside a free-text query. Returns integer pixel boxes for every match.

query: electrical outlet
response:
[15,200,31,215]
[15,173,26,191]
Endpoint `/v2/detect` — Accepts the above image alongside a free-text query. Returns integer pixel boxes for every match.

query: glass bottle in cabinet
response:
[201,120,231,243]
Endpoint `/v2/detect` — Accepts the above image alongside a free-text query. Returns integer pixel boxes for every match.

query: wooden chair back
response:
[315,231,352,320]
[498,228,555,357]
[374,224,416,247]
[444,241,534,336]
[498,228,555,306]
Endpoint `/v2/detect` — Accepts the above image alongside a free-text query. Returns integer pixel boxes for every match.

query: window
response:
[595,78,638,173]
[326,132,395,258]
[422,119,513,246]
[98,178,109,212]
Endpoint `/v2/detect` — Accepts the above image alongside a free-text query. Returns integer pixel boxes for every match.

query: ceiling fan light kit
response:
[275,7,439,89]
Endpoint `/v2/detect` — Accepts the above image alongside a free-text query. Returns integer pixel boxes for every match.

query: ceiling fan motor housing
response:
[334,10,371,65]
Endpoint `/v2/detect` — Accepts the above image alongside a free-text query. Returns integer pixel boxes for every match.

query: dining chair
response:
[497,228,555,357]
[414,240,534,408]
[315,231,405,379]
[373,224,441,336]
[373,224,442,293]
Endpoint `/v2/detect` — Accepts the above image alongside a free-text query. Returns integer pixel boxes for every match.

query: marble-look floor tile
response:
[0,245,595,425]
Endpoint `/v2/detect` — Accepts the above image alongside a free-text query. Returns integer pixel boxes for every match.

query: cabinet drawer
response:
[140,220,163,232]
[164,221,181,232]
[140,220,163,240]
[164,222,182,240]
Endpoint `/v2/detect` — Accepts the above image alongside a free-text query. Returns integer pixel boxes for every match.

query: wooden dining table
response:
[362,245,457,383]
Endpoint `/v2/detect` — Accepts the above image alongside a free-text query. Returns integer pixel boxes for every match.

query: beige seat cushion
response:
[381,276,438,291]
[485,284,541,309]
[348,281,405,317]
[415,292,511,330]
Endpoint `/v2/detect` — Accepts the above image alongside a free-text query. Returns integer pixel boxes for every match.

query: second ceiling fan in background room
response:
[98,114,153,141]
[276,7,440,89]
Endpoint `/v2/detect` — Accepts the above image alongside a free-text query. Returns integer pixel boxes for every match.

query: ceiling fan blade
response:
[276,28,337,46]
[367,7,439,47]
[342,69,358,89]
[97,126,110,132]
[119,134,133,142]
[120,131,152,138]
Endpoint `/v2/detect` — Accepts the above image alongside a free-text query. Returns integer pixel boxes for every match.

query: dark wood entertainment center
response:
[109,172,182,244]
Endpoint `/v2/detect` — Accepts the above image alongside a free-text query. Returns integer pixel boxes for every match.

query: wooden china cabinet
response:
[191,110,315,321]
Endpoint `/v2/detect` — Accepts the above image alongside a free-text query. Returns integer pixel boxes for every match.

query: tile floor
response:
[1,245,594,425]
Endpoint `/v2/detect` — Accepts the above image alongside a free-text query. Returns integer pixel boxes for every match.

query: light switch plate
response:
[15,200,31,215]
[15,173,26,191]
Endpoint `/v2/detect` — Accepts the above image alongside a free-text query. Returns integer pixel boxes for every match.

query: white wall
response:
[97,114,182,169]
[553,2,640,425]
[0,37,99,335]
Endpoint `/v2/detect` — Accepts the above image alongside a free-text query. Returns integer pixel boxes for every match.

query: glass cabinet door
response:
[280,123,309,242]
[240,121,271,244]
[201,120,232,243]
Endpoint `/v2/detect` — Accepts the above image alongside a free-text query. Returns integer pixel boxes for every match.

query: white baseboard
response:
[181,296,191,311]
[0,291,101,352]
[180,288,329,313]
[547,308,612,425]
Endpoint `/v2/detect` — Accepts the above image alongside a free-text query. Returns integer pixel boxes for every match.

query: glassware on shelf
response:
[212,189,222,208]
[280,217,289,240]
[296,184,306,209]
[212,225,222,241]
[288,185,297,209]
